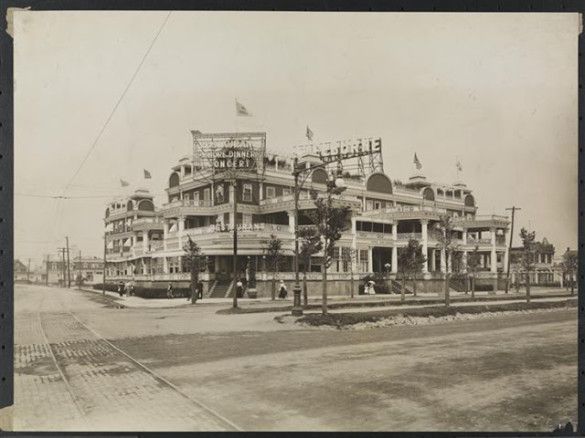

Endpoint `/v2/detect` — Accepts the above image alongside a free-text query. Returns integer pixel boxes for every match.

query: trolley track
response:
[32,292,241,431]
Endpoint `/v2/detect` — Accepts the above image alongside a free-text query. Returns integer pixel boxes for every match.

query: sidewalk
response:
[80,286,573,311]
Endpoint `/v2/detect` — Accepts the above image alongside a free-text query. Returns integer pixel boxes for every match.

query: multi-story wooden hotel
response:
[104,131,511,297]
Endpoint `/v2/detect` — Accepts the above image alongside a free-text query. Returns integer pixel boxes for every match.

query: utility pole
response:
[58,247,67,287]
[504,206,521,293]
[45,254,50,285]
[65,236,71,288]
[27,258,31,282]
[78,250,82,288]
[102,231,107,295]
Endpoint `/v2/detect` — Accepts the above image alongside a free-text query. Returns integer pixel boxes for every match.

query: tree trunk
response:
[465,274,469,295]
[191,266,198,304]
[525,271,531,303]
[401,274,406,302]
[444,272,450,307]
[322,265,328,314]
[471,274,475,300]
[350,269,354,299]
[570,273,575,295]
[302,269,308,306]
[412,273,417,297]
[271,274,276,301]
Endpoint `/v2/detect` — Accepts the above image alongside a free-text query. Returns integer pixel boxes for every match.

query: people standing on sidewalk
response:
[278,280,288,299]
[197,280,204,300]
[236,279,244,298]
[167,283,174,299]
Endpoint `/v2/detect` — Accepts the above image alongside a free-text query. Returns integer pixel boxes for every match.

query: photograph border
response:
[0,0,583,435]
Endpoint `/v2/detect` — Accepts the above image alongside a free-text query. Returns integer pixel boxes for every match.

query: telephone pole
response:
[27,258,31,282]
[58,247,67,287]
[78,250,82,288]
[504,206,521,293]
[65,236,71,288]
[102,231,107,295]
[45,254,50,285]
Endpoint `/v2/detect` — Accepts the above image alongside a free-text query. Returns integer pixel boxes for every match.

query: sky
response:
[13,11,580,268]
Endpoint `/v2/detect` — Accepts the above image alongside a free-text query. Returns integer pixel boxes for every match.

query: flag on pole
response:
[456,160,463,172]
[235,99,251,117]
[414,153,422,170]
[144,169,152,179]
[120,179,130,187]
[306,125,314,141]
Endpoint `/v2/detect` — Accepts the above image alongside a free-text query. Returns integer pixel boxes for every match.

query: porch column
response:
[163,221,170,251]
[368,248,373,273]
[178,216,185,249]
[162,257,168,274]
[440,248,446,273]
[143,230,149,252]
[447,251,453,273]
[288,210,295,234]
[421,219,428,273]
[490,227,497,273]
[391,246,398,274]
[462,251,468,273]
[259,182,264,200]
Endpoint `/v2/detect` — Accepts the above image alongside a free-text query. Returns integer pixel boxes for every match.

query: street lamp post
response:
[291,157,304,316]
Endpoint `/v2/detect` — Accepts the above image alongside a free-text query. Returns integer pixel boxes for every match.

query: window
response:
[266,186,276,199]
[359,249,369,272]
[203,188,211,201]
[366,200,373,211]
[374,201,381,210]
[243,183,253,202]
[184,193,190,201]
[283,188,291,196]
[193,191,200,203]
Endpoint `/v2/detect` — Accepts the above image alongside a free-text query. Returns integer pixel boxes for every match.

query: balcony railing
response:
[397,232,422,240]
[183,222,291,237]
[163,199,212,209]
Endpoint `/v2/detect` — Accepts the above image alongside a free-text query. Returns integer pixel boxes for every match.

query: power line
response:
[63,11,173,192]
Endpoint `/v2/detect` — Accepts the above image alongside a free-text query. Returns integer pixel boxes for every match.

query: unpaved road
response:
[13,283,577,431]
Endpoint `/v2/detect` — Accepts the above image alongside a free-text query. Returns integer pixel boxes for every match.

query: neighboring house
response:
[14,259,29,282]
[509,237,560,286]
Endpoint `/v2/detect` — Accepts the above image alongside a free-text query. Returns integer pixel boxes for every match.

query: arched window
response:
[127,200,134,211]
[169,172,180,188]
[366,173,393,194]
[464,194,475,207]
[311,168,328,184]
[422,187,435,201]
[138,199,155,211]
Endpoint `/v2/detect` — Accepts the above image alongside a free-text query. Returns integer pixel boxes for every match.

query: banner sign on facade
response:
[192,131,266,174]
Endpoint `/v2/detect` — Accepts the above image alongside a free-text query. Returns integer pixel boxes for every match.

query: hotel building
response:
[104,131,511,297]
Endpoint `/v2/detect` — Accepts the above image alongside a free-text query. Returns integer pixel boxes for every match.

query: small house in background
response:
[14,259,29,283]
[509,237,560,286]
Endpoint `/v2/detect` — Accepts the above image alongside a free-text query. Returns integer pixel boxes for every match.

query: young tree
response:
[265,234,284,301]
[298,226,323,306]
[435,215,459,307]
[183,236,204,304]
[307,193,352,314]
[519,228,536,303]
[562,250,578,295]
[398,239,427,300]
[466,245,481,300]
